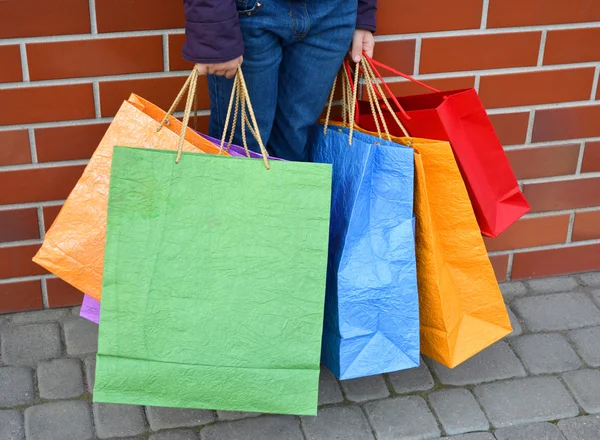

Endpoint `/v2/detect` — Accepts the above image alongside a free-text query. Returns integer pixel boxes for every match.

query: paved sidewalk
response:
[1,273,600,440]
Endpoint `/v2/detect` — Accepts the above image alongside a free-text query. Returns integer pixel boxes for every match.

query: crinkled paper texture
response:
[94,147,332,415]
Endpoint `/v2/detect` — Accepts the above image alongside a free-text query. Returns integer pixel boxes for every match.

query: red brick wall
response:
[1,0,600,312]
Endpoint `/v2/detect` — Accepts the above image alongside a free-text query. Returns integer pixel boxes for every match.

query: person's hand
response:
[195,56,243,79]
[350,29,375,63]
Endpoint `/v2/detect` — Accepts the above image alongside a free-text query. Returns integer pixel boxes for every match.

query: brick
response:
[371,40,416,77]
[0,130,31,166]
[484,215,569,252]
[84,357,96,393]
[387,358,435,394]
[524,177,600,213]
[318,366,344,405]
[427,341,526,386]
[512,244,600,279]
[0,208,39,243]
[0,245,47,279]
[374,76,475,99]
[150,431,197,440]
[545,27,600,65]
[495,422,567,440]
[37,359,85,399]
[0,367,34,407]
[480,68,595,109]
[1,323,62,365]
[0,84,95,125]
[429,389,489,435]
[511,334,581,374]
[42,205,63,231]
[0,410,24,440]
[475,377,579,428]
[580,272,600,287]
[499,281,528,300]
[513,292,600,331]
[527,276,578,293]
[533,105,600,143]
[0,46,22,83]
[216,411,261,421]
[581,141,600,173]
[420,32,541,74]
[301,406,375,440]
[505,145,580,180]
[35,123,108,163]
[558,415,600,440]
[488,0,600,27]
[63,318,98,356]
[0,0,90,38]
[489,113,529,146]
[28,36,164,81]
[25,401,93,440]
[506,308,523,338]
[569,326,600,367]
[99,75,209,117]
[96,0,185,32]
[377,0,482,35]
[201,415,303,440]
[364,396,440,440]
[93,403,147,439]
[168,34,194,71]
[563,369,600,413]
[46,278,84,308]
[0,165,85,205]
[490,254,509,282]
[9,308,68,325]
[146,407,214,430]
[340,374,389,403]
[0,280,43,314]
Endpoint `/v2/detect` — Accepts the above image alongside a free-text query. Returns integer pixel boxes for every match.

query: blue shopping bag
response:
[310,124,420,380]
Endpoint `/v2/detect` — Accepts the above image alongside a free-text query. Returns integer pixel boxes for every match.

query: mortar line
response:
[19,43,30,82]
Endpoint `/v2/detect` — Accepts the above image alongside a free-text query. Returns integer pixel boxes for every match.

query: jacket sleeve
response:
[182,0,244,64]
[356,0,377,32]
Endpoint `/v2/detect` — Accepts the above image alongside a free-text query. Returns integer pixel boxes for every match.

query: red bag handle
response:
[367,57,441,93]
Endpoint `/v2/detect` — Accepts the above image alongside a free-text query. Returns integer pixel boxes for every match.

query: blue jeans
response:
[208,0,357,161]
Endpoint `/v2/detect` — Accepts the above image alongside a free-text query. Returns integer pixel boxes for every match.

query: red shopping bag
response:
[356,57,530,237]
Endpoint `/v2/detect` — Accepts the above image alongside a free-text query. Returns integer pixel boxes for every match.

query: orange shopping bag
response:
[334,59,512,367]
[33,71,228,301]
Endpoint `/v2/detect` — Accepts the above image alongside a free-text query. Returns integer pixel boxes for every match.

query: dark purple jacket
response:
[182,0,377,64]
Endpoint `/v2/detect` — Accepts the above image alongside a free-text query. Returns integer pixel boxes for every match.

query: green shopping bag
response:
[93,70,333,415]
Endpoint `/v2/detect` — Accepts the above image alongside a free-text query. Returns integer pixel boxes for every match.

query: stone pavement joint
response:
[428,388,489,435]
[567,326,600,367]
[511,334,581,374]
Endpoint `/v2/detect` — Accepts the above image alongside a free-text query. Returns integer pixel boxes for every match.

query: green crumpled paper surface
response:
[94,146,332,416]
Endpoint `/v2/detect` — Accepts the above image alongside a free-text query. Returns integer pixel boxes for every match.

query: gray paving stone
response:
[428,389,489,435]
[25,401,93,440]
[318,366,344,405]
[387,358,434,394]
[592,290,600,307]
[513,292,600,332]
[495,422,567,440]
[500,281,528,300]
[147,406,214,430]
[445,434,495,440]
[84,356,96,392]
[558,415,600,440]
[579,272,600,287]
[301,406,374,440]
[201,415,304,440]
[150,430,198,440]
[93,403,147,439]
[9,309,68,325]
[0,410,24,440]
[63,318,99,355]
[216,411,262,421]
[427,341,525,386]
[37,358,85,399]
[562,369,600,413]
[506,307,523,338]
[1,323,62,365]
[71,306,82,316]
[511,334,581,374]
[340,374,389,402]
[364,396,440,440]
[528,276,578,294]
[568,326,600,367]
[0,366,34,407]
[474,377,579,428]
